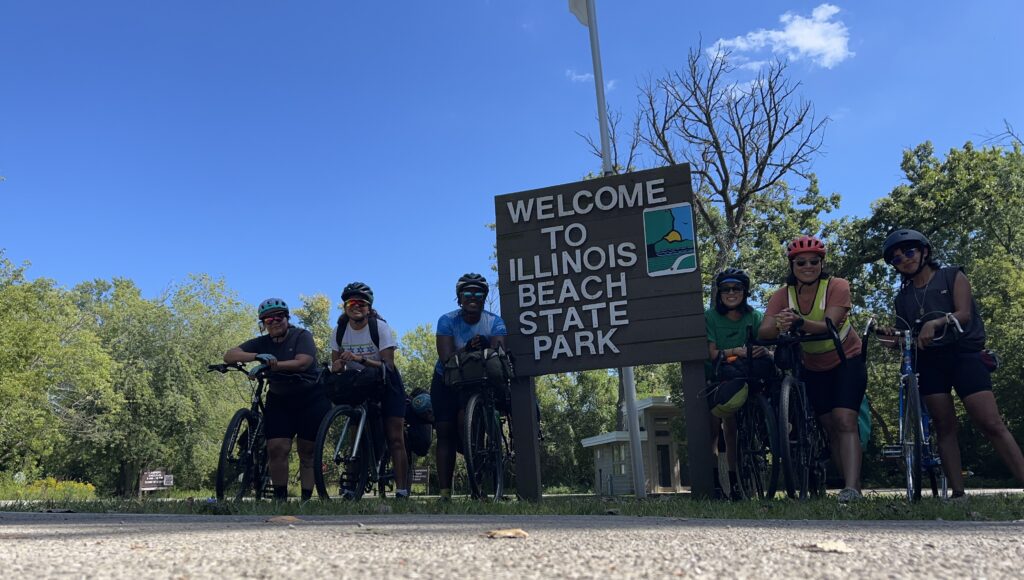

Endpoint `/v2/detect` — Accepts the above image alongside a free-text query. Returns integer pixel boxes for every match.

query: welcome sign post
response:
[495,164,713,499]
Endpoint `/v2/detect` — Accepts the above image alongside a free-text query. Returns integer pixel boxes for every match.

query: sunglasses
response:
[718,285,744,295]
[888,247,917,265]
[345,299,370,309]
[461,291,486,299]
[260,315,286,324]
[793,258,821,267]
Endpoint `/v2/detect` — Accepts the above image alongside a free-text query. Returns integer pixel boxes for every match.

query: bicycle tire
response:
[464,392,504,500]
[903,374,925,501]
[737,394,780,499]
[777,376,799,499]
[216,408,257,502]
[807,419,829,499]
[313,406,368,500]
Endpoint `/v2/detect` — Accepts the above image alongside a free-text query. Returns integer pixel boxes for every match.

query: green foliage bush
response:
[0,476,97,501]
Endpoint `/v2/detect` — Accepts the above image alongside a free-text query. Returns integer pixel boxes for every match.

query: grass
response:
[7,492,1024,521]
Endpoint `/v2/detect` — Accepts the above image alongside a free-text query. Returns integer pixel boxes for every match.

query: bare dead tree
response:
[577,107,642,175]
[636,47,828,273]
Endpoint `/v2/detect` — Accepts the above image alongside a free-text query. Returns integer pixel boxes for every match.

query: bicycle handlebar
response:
[745,317,847,364]
[206,362,269,379]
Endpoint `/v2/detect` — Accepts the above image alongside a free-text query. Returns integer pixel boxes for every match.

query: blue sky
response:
[3,1,1022,337]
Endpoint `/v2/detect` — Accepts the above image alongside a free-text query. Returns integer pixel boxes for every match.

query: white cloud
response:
[566,69,594,83]
[606,79,618,92]
[711,3,853,69]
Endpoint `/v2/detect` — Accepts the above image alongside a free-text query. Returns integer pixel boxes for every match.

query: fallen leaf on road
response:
[265,515,302,524]
[801,540,853,554]
[485,528,529,539]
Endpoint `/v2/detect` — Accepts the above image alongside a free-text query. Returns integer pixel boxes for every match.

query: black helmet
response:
[342,282,374,304]
[258,297,289,317]
[715,268,750,297]
[882,229,931,263]
[455,273,489,297]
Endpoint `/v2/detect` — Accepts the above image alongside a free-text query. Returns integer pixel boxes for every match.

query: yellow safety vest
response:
[787,278,852,354]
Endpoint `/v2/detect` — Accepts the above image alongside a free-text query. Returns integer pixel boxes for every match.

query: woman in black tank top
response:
[883,229,1024,497]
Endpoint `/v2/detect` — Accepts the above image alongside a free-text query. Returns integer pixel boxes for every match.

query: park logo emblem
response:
[643,202,696,276]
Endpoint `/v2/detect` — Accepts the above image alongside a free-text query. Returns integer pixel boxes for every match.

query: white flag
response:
[569,0,588,27]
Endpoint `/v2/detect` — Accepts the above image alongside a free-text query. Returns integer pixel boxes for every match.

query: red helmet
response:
[786,235,826,259]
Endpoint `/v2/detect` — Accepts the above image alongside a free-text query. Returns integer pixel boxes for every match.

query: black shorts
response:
[264,386,333,441]
[802,354,867,415]
[430,371,473,423]
[916,347,992,399]
[379,366,408,419]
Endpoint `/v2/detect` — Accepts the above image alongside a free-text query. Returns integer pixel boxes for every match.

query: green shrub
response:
[0,476,97,501]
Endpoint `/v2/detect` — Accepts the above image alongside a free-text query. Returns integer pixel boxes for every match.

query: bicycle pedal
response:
[881,445,902,458]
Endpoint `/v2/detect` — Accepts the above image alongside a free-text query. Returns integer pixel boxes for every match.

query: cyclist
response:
[882,229,1024,497]
[223,298,330,502]
[329,282,410,499]
[759,235,867,503]
[704,268,773,500]
[432,273,507,501]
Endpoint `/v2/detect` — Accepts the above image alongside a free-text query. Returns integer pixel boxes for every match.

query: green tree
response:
[0,252,118,476]
[294,293,333,362]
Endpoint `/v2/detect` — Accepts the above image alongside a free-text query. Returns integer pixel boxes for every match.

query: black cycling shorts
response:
[916,347,992,399]
[264,386,333,441]
[430,371,473,424]
[802,354,867,415]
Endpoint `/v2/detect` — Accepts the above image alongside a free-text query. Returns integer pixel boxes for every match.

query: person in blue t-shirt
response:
[432,273,507,500]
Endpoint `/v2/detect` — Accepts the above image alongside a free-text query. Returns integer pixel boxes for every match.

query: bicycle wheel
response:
[464,392,504,500]
[737,394,780,499]
[777,376,801,499]
[216,408,256,502]
[313,406,368,500]
[903,375,924,501]
[807,420,829,499]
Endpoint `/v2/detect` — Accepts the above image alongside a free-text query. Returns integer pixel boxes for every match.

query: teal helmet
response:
[258,297,289,317]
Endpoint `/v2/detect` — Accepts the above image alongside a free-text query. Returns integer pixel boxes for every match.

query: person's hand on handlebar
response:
[248,363,269,379]
[916,318,944,349]
[254,353,278,369]
[775,308,805,333]
[465,335,486,351]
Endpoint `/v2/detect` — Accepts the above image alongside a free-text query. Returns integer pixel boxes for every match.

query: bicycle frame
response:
[332,402,395,496]
[869,315,948,500]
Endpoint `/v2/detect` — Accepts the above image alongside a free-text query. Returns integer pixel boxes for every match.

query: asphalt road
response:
[2,511,1022,579]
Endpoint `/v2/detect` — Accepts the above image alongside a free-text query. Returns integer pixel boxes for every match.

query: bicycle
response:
[209,362,271,502]
[461,377,515,500]
[864,313,948,501]
[703,352,780,500]
[732,374,781,500]
[747,320,844,500]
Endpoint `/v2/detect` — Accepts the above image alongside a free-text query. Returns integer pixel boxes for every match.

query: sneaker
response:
[837,488,862,503]
[947,491,968,504]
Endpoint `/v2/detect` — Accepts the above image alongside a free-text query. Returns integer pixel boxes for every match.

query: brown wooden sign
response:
[494,165,706,376]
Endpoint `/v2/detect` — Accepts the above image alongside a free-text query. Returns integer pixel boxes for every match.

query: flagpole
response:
[579,0,646,499]
[585,0,614,176]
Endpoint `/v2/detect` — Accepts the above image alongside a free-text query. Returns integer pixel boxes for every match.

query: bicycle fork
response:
[336,409,370,493]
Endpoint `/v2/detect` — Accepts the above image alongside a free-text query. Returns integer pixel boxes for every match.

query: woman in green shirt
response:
[705,268,773,499]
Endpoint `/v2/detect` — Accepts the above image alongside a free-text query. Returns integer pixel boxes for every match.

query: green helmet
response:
[258,297,289,317]
[342,282,374,304]
[709,381,748,418]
